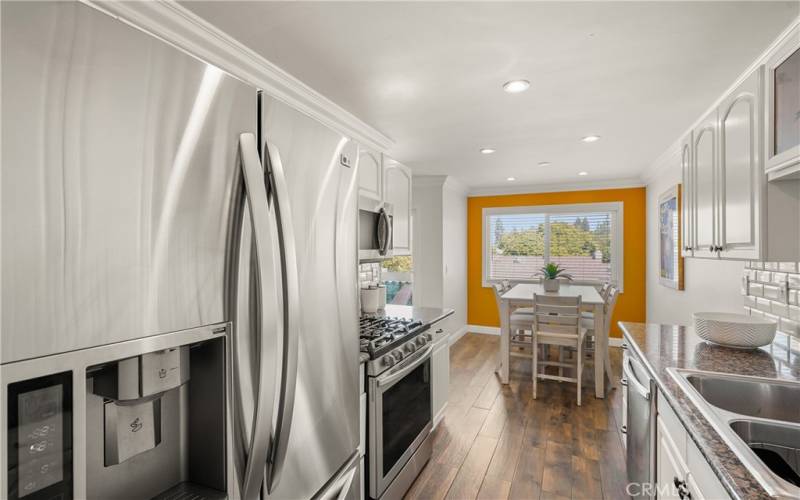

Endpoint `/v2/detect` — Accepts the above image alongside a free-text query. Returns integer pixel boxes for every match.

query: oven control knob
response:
[425,332,433,342]
[404,343,417,354]
[382,354,396,368]
[392,349,404,361]
[415,336,427,347]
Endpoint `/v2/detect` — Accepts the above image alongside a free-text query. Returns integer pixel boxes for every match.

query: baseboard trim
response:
[467,325,501,336]
[608,337,625,347]
[448,325,469,345]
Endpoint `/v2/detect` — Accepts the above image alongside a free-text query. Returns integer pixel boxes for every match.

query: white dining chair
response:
[532,294,587,406]
[492,283,536,359]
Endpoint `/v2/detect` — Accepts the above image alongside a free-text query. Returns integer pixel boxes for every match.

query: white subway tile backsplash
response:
[744,262,800,339]
[772,302,789,317]
[780,317,800,335]
[756,297,772,313]
[763,284,781,300]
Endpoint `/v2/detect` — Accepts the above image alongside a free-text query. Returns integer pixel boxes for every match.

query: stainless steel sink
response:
[683,371,800,424]
[669,369,800,498]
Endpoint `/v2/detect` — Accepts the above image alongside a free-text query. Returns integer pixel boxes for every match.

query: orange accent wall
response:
[467,187,646,337]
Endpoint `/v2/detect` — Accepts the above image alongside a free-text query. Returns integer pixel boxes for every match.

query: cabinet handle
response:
[673,477,691,499]
[708,245,715,252]
[436,329,444,334]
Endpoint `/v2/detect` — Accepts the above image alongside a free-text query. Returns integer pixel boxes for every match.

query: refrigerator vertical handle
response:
[263,141,301,494]
[237,133,279,500]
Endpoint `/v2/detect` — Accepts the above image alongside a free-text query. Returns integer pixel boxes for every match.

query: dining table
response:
[496,282,610,398]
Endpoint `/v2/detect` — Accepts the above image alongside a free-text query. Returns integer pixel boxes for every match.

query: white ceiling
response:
[183,1,798,190]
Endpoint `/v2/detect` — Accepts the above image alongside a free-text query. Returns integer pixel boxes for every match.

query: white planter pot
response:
[543,279,560,292]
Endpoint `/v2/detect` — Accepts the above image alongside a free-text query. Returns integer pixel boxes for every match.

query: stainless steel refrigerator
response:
[1,2,360,499]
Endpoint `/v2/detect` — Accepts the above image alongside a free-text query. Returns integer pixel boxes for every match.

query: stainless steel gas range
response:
[360,316,434,500]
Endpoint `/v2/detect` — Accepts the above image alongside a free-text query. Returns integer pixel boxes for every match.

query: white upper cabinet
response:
[718,68,762,259]
[765,24,800,179]
[680,132,695,256]
[681,63,800,261]
[358,148,382,201]
[692,110,718,258]
[383,157,412,256]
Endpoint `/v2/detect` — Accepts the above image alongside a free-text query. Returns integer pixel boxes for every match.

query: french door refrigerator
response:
[1,2,360,499]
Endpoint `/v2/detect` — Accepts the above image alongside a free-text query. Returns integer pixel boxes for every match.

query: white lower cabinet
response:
[657,391,730,499]
[431,327,450,429]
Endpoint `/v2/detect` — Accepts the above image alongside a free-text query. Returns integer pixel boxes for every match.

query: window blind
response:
[487,211,613,283]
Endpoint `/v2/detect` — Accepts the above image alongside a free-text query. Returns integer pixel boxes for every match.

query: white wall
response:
[412,176,468,336]
[411,181,443,308]
[646,148,745,326]
[442,178,468,332]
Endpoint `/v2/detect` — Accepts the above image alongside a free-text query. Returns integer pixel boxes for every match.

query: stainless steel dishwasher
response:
[624,353,656,498]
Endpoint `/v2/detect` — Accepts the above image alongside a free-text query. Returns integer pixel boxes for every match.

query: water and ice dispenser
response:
[4,326,228,500]
[85,339,227,499]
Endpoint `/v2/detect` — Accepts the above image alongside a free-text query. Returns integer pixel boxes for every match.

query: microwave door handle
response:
[237,133,280,500]
[377,208,389,255]
[263,141,301,494]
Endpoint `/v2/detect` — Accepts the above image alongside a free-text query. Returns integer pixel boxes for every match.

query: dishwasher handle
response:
[623,355,651,400]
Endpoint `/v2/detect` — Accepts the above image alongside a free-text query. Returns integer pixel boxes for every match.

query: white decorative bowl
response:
[693,312,777,348]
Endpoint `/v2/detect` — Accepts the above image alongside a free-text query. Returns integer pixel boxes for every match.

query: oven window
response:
[382,360,430,475]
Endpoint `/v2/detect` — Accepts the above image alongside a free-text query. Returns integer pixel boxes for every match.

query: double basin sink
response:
[668,368,800,498]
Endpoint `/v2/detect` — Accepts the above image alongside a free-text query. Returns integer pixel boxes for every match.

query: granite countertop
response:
[620,322,800,500]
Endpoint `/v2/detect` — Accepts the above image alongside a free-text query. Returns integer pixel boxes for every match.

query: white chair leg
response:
[577,338,583,407]
[532,335,538,400]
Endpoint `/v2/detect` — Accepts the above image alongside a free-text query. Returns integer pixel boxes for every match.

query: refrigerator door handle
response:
[237,132,280,500]
[263,141,301,494]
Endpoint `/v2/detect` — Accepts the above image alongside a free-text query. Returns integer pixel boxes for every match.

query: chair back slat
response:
[604,286,620,332]
[533,293,581,337]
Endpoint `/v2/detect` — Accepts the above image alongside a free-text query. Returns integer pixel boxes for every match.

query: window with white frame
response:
[482,202,623,289]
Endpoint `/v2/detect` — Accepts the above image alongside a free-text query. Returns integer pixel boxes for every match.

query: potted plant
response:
[537,263,573,292]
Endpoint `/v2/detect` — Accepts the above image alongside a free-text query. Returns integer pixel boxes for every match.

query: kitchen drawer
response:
[658,392,687,458]
[686,436,730,499]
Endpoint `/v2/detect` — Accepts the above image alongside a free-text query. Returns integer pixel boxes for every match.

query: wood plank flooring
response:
[404,333,628,500]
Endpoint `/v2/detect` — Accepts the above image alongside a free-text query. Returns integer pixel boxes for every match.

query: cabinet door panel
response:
[719,69,761,259]
[383,159,412,255]
[681,136,694,254]
[358,149,382,201]
[694,114,717,256]
[657,417,687,500]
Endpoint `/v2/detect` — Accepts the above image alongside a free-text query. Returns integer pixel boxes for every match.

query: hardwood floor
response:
[405,333,629,500]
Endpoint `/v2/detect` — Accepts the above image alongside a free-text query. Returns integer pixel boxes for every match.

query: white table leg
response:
[594,303,606,398]
[497,299,510,384]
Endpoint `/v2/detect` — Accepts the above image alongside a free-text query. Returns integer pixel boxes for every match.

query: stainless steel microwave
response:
[359,198,393,261]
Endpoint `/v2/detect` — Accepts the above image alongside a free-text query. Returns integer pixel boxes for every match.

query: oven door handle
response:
[377,345,433,388]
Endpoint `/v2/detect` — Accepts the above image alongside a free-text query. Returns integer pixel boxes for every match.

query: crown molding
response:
[412,175,448,188]
[467,177,645,197]
[84,0,393,153]
[641,15,800,184]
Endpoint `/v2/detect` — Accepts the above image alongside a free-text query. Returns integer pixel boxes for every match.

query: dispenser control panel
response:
[7,372,72,500]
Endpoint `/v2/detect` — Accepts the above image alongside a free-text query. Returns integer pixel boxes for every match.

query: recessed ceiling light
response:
[507,177,516,181]
[538,161,551,167]
[480,148,496,154]
[502,79,530,93]
[578,171,589,176]
[582,135,601,143]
